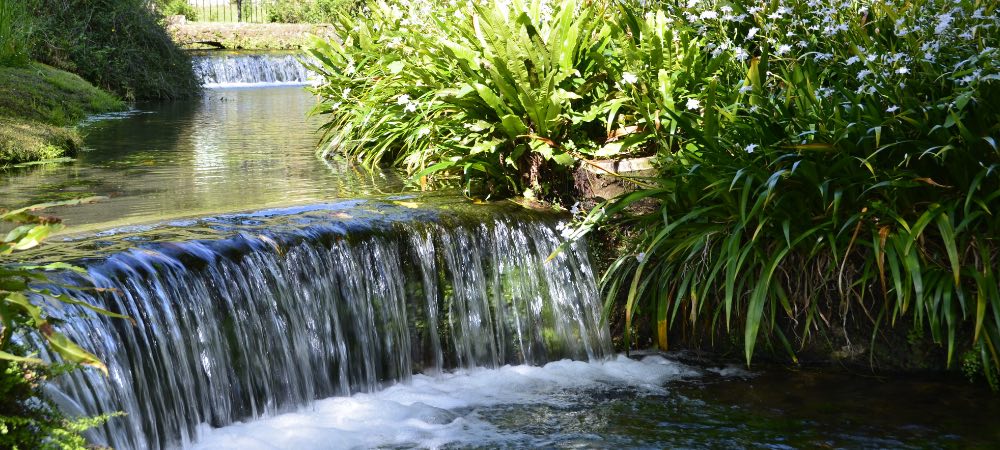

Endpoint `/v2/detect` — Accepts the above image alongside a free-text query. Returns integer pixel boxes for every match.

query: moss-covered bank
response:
[0,63,124,166]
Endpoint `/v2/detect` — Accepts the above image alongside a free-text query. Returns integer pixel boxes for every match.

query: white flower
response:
[570,202,581,215]
[417,127,431,136]
[776,44,792,55]
[896,66,909,75]
[622,72,638,84]
[935,13,953,35]
[845,55,860,65]
[700,11,718,20]
[720,5,733,13]
[636,252,646,263]
[342,88,352,99]
[733,47,749,62]
[404,102,418,113]
[397,94,411,105]
[739,84,753,93]
[886,105,899,113]
[686,98,701,110]
[746,27,759,40]
[745,143,758,153]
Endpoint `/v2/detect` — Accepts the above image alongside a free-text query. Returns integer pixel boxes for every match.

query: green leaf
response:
[387,60,405,75]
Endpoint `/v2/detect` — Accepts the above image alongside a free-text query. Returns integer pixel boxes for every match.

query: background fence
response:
[184,0,275,23]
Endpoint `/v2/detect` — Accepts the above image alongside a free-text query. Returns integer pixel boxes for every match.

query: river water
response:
[2,53,998,449]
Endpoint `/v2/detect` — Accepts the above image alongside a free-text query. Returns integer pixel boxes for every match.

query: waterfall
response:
[47,209,612,449]
[193,53,312,88]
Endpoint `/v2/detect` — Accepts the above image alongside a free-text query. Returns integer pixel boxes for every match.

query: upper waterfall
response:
[44,202,612,449]
[193,53,312,88]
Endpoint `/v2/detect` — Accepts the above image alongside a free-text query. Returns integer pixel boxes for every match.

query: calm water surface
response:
[0,86,406,232]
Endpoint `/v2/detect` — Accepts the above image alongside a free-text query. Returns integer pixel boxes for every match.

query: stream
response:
[2,52,997,449]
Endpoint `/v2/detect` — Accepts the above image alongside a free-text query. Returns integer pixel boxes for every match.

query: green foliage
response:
[0,201,131,447]
[0,357,120,450]
[307,0,634,200]
[267,0,362,23]
[589,0,1000,382]
[0,0,31,67]
[309,0,1000,383]
[160,0,199,21]
[28,0,200,100]
[1,199,132,372]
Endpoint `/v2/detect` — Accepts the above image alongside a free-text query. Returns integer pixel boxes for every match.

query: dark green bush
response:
[0,0,31,67]
[28,0,200,101]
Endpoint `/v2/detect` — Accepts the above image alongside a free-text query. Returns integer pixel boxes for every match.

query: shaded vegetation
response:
[28,0,200,101]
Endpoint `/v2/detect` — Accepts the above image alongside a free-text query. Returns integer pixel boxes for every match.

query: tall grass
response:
[0,0,31,67]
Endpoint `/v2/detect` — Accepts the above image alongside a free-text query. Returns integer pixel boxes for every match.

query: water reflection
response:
[0,87,408,232]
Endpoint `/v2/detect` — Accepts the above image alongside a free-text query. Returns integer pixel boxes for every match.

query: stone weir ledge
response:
[166,17,337,50]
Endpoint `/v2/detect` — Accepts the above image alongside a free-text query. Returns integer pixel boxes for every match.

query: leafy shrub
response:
[28,0,200,100]
[160,0,199,21]
[268,0,361,23]
[308,0,631,200]
[584,0,1000,380]
[0,200,131,446]
[310,0,1000,383]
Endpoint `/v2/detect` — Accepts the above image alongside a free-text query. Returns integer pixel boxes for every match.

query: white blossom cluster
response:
[659,0,998,102]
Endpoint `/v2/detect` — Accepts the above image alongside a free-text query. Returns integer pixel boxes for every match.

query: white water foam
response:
[189,355,697,450]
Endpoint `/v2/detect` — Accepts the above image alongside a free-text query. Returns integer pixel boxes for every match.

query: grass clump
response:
[309,0,1000,385]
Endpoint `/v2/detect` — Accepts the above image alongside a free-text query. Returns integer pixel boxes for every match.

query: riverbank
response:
[167,20,336,50]
[0,63,124,166]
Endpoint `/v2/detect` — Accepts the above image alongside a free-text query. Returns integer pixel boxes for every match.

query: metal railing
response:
[185,0,274,23]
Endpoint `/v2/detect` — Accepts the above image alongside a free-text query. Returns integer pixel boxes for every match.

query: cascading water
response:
[47,206,612,449]
[193,53,312,88]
